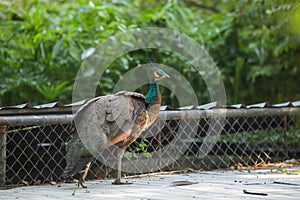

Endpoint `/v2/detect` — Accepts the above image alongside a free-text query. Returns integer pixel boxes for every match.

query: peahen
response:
[63,67,169,188]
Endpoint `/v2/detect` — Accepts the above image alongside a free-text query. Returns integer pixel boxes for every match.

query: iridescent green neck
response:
[145,79,159,105]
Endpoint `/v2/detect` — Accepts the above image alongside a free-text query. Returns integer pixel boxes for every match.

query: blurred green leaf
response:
[36,81,69,101]
[0,0,300,107]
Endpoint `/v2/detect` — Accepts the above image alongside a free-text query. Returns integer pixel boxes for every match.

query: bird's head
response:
[152,68,170,82]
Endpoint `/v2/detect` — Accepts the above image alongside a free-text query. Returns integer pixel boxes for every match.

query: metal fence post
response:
[0,125,7,186]
[283,115,289,159]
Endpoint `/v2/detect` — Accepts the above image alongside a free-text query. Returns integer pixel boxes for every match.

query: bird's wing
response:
[115,90,146,99]
[64,91,147,177]
[103,91,147,143]
[73,91,147,150]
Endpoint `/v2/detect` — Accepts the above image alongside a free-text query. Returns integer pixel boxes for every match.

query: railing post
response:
[0,125,7,186]
[283,115,289,159]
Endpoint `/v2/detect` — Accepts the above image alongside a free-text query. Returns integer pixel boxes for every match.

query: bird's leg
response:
[113,148,126,184]
[78,162,91,188]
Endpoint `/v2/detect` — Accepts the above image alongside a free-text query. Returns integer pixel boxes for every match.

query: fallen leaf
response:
[49,181,57,185]
[170,181,198,187]
[243,189,268,196]
[237,163,244,169]
[283,158,297,164]
[34,180,41,185]
[185,168,196,173]
[21,180,29,186]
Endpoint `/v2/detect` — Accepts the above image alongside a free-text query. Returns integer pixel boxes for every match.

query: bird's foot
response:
[78,180,88,188]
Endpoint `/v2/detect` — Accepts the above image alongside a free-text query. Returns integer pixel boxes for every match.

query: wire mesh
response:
[1,109,299,186]
[5,124,72,185]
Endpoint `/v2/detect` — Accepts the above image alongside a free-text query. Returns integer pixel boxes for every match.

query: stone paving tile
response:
[0,167,299,200]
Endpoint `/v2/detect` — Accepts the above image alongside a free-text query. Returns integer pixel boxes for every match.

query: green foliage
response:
[36,81,70,101]
[221,127,300,147]
[0,0,300,106]
[124,138,152,159]
[270,167,289,174]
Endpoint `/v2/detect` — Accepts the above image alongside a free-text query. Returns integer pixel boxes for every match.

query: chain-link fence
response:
[0,108,299,187]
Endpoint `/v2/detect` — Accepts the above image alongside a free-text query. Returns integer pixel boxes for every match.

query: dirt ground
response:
[1,166,299,200]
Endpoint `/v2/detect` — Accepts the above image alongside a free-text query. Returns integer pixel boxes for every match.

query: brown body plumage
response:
[63,68,169,187]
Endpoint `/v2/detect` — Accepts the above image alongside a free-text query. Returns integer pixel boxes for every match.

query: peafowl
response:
[63,67,169,188]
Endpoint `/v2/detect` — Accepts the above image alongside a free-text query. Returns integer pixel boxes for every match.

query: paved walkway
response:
[1,167,300,200]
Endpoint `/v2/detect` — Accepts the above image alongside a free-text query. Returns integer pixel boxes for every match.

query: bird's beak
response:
[164,73,170,79]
